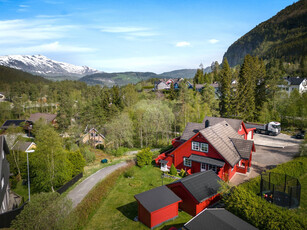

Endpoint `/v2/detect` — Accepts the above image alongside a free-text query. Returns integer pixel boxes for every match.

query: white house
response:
[278,76,307,95]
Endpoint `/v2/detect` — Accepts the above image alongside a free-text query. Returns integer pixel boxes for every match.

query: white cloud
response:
[176,41,191,47]
[2,41,95,54]
[208,39,219,44]
[101,26,148,33]
[0,19,75,44]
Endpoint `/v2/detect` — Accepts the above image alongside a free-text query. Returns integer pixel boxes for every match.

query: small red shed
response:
[167,170,222,216]
[134,185,182,229]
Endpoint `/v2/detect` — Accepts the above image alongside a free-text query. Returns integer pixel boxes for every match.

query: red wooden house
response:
[134,185,182,229]
[167,170,222,216]
[156,120,255,181]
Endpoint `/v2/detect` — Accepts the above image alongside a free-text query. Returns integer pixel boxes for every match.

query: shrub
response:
[10,176,18,189]
[11,192,71,230]
[136,148,152,167]
[179,168,186,177]
[81,147,96,163]
[124,167,135,178]
[68,150,86,176]
[170,164,177,176]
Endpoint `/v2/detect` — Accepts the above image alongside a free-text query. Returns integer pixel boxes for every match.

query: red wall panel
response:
[151,202,180,228]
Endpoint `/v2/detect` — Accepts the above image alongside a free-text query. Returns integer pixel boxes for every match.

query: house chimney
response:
[205,120,210,128]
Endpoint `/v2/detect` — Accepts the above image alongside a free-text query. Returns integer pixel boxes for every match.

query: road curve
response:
[67,161,128,208]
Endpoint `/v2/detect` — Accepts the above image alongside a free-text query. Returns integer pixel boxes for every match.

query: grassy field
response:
[84,165,192,230]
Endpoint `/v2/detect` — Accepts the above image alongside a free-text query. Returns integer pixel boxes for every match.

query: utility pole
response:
[27,152,30,201]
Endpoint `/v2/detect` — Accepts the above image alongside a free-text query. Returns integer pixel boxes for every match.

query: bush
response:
[11,192,71,230]
[124,167,135,178]
[10,176,18,189]
[105,147,130,157]
[81,147,96,163]
[170,164,177,176]
[179,168,187,177]
[68,150,86,176]
[136,148,152,167]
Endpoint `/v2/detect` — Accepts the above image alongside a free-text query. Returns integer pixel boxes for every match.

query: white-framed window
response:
[183,157,192,167]
[192,142,199,151]
[200,143,208,152]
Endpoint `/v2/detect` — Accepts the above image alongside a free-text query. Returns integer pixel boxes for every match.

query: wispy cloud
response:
[18,4,30,12]
[208,39,219,44]
[176,41,191,47]
[0,19,75,44]
[101,26,157,40]
[2,41,95,54]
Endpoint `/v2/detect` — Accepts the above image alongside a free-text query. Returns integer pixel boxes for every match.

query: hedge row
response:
[63,161,134,229]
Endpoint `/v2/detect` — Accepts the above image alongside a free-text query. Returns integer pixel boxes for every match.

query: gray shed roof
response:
[188,154,225,167]
[184,208,258,230]
[12,141,34,152]
[181,122,206,141]
[199,121,241,167]
[231,138,254,160]
[202,116,243,132]
[134,185,181,213]
[172,171,222,203]
[285,76,305,86]
[1,120,27,129]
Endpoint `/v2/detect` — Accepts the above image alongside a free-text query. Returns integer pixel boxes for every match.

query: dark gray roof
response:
[159,160,169,164]
[181,122,206,141]
[29,113,57,123]
[200,121,241,167]
[12,141,34,152]
[0,135,9,155]
[1,120,27,129]
[184,208,258,230]
[134,185,181,213]
[173,171,222,203]
[202,116,243,132]
[231,138,253,160]
[188,154,225,167]
[285,76,305,86]
[0,135,10,208]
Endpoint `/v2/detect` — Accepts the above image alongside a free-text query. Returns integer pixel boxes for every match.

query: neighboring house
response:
[134,185,182,229]
[0,93,5,102]
[12,141,36,153]
[156,120,255,181]
[0,120,33,135]
[81,127,105,147]
[28,113,57,125]
[154,78,183,91]
[0,135,10,214]
[278,76,307,94]
[167,171,222,216]
[183,208,258,230]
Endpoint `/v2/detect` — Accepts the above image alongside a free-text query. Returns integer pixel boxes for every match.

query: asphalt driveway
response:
[67,161,128,208]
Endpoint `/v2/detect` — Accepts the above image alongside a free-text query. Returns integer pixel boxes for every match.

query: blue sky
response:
[0,0,296,73]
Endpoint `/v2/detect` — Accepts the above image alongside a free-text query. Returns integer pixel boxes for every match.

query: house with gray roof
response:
[278,76,307,94]
[156,121,255,182]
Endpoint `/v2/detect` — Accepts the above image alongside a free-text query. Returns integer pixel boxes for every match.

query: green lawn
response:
[84,166,192,230]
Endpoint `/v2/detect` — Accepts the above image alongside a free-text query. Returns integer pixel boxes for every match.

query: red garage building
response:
[156,121,255,181]
[167,170,222,216]
[134,185,182,229]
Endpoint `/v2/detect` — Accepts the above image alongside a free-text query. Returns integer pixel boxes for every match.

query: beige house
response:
[81,128,105,147]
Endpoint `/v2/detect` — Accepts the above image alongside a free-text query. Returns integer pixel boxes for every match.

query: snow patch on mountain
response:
[0,54,99,78]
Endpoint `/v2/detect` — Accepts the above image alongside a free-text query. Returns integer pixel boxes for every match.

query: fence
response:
[0,201,27,228]
[56,172,83,194]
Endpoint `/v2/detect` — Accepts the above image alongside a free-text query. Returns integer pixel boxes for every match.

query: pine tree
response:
[193,64,204,84]
[254,59,267,119]
[169,82,176,100]
[219,58,232,117]
[235,55,256,121]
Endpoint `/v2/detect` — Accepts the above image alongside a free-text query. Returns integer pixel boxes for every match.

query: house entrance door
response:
[201,163,207,172]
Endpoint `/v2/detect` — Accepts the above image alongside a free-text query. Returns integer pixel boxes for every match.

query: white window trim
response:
[183,157,192,167]
[200,143,208,152]
[192,142,199,151]
[1,177,4,189]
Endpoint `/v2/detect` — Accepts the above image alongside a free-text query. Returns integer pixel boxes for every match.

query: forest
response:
[0,54,306,193]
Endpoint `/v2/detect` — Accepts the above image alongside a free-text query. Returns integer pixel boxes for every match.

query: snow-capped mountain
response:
[0,54,99,79]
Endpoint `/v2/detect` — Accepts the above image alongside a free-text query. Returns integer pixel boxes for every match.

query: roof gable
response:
[231,138,253,159]
[199,121,241,167]
[134,185,181,213]
[184,208,258,230]
[203,116,243,132]
[172,171,222,203]
[12,141,36,152]
[285,77,305,86]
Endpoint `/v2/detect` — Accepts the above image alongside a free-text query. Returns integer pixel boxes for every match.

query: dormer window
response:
[192,142,209,152]
[192,142,199,151]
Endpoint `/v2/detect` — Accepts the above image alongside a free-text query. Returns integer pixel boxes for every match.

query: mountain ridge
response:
[223,0,307,66]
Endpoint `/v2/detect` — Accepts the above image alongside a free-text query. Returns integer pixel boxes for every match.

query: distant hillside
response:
[79,68,212,86]
[224,0,307,66]
[79,72,158,87]
[0,65,49,84]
